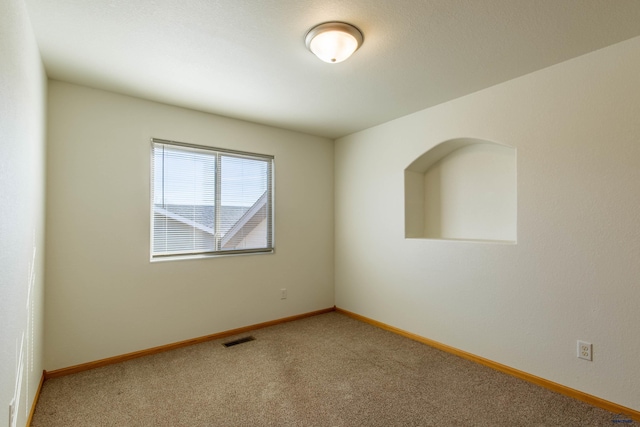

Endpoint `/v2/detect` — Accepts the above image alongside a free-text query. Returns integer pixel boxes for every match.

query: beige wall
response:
[335,36,640,411]
[0,0,47,425]
[45,81,334,370]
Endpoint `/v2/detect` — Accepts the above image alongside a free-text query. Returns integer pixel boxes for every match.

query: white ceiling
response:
[24,0,640,139]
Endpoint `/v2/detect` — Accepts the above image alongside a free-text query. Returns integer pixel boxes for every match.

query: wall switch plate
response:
[577,340,592,361]
[9,399,15,427]
[280,288,287,299]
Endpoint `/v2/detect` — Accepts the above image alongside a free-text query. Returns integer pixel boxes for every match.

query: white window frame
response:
[150,138,274,261]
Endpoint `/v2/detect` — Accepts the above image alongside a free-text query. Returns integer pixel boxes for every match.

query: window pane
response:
[220,155,270,250]
[152,144,216,255]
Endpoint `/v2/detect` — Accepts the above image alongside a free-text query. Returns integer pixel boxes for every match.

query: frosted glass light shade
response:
[305,22,363,63]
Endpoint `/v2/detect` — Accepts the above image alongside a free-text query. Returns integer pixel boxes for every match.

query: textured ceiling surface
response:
[23,0,640,138]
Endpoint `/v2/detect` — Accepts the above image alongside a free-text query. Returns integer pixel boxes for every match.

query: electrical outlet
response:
[280,288,287,300]
[577,340,592,361]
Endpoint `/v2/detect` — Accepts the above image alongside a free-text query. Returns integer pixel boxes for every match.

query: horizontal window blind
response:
[151,139,273,259]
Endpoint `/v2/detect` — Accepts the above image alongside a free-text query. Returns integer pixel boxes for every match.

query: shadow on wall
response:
[404,138,517,243]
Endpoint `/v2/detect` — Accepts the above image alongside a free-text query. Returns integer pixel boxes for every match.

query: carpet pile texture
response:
[32,312,635,426]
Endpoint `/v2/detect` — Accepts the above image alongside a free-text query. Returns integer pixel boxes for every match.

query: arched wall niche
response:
[405,138,517,243]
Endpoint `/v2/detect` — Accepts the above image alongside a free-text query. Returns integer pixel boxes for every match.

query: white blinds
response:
[151,139,273,258]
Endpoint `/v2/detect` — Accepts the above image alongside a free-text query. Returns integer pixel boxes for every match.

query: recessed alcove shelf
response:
[405,138,517,243]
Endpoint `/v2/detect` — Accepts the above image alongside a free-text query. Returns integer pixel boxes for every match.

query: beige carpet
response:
[32,312,635,426]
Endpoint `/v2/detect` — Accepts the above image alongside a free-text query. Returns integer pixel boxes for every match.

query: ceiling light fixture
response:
[305,22,363,64]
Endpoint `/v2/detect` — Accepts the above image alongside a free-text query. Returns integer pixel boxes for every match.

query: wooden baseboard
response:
[335,307,640,422]
[45,307,335,379]
[26,371,45,427]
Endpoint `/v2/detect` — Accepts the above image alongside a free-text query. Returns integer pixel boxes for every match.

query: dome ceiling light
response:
[305,22,364,64]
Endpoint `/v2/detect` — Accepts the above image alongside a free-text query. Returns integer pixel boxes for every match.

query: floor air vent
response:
[223,336,256,347]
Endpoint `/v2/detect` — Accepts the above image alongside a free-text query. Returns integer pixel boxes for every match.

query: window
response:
[151,138,274,259]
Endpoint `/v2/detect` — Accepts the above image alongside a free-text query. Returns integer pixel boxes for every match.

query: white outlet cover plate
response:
[577,340,592,361]
[9,398,15,426]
